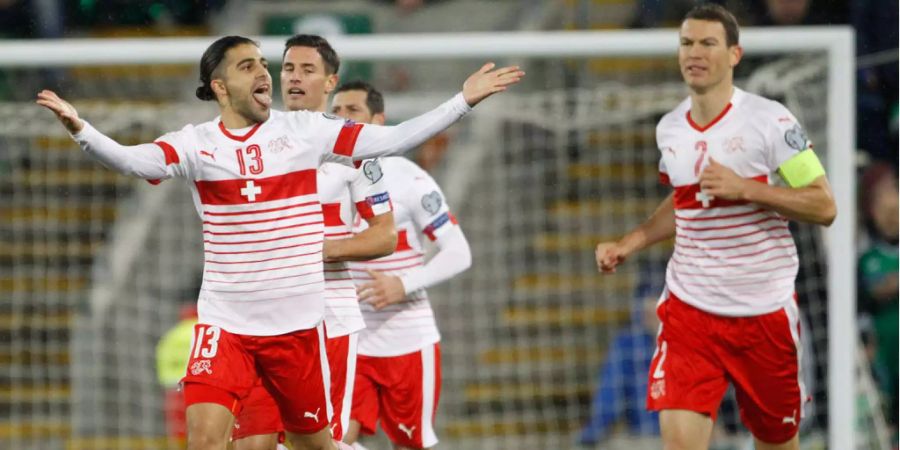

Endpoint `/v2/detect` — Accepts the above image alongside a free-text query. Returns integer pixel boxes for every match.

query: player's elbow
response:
[818,202,837,227]
[375,228,399,258]
[458,242,473,272]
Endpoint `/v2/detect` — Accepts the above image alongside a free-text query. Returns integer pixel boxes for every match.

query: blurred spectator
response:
[155,304,199,441]
[578,264,663,445]
[858,163,899,426]
[852,0,899,165]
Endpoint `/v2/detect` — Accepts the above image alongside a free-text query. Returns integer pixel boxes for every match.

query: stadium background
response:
[0,0,896,449]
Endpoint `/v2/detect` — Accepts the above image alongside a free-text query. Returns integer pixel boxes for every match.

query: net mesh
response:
[0,48,880,450]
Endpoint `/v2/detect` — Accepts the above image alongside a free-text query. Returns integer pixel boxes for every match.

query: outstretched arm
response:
[326,63,524,162]
[595,193,675,273]
[36,90,173,180]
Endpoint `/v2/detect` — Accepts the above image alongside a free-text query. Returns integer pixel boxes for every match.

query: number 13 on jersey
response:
[236,145,264,176]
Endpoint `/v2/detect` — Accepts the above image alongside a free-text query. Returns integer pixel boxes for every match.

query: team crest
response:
[650,379,666,399]
[725,136,744,153]
[268,135,293,154]
[190,359,212,376]
[421,191,442,214]
[363,160,383,183]
[784,124,808,151]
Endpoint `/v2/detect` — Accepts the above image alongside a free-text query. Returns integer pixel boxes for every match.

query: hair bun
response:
[196,85,214,101]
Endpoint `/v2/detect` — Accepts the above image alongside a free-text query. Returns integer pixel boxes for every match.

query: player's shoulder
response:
[382,157,433,185]
[658,96,691,130]
[735,88,795,122]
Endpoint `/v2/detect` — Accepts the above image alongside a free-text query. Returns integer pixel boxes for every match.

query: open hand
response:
[36,90,84,134]
[462,62,525,107]
[357,270,406,310]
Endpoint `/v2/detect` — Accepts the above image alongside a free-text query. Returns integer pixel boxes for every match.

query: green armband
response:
[777,149,826,188]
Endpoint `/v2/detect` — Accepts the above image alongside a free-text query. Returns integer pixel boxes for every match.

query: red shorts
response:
[647,293,806,444]
[352,343,441,448]
[231,332,358,441]
[182,323,331,435]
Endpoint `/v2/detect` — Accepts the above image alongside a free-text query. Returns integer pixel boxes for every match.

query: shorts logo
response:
[421,191,442,215]
[190,359,212,376]
[398,423,416,440]
[304,408,320,423]
[650,379,666,400]
[782,409,798,426]
[363,160,383,183]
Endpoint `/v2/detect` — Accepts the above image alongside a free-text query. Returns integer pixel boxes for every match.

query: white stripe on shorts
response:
[317,322,334,423]
[420,344,438,447]
[341,332,359,437]
[783,301,806,419]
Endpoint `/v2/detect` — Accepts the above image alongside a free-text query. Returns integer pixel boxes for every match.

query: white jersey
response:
[657,88,810,316]
[349,157,458,356]
[151,110,376,336]
[318,160,392,338]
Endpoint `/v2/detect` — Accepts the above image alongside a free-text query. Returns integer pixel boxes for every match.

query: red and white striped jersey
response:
[319,160,392,338]
[152,110,370,335]
[657,88,812,316]
[349,157,458,357]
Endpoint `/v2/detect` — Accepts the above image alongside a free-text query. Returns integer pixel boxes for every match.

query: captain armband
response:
[777,149,826,188]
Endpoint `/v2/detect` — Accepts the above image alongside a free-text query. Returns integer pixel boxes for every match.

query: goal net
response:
[0,29,874,450]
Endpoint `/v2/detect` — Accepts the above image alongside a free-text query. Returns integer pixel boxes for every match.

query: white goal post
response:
[3,28,855,449]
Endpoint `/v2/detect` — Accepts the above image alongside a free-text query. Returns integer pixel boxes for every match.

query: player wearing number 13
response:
[36,36,523,450]
[594,5,835,450]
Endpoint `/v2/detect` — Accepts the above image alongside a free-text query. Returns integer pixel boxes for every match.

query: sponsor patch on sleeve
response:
[423,212,458,241]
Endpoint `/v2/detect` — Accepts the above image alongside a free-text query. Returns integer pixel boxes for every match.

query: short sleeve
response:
[150,125,198,183]
[658,158,670,186]
[305,112,365,166]
[409,172,458,242]
[765,104,813,172]
[350,159,392,219]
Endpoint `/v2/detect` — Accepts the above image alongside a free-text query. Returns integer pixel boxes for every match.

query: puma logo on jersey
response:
[398,423,416,439]
[782,409,798,426]
[304,408,320,423]
[189,359,212,375]
[199,149,216,161]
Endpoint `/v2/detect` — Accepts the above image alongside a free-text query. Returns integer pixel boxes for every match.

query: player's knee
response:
[187,431,229,450]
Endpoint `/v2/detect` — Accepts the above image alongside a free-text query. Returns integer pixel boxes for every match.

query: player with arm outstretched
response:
[231,35,398,450]
[330,81,473,450]
[594,5,835,450]
[36,35,521,450]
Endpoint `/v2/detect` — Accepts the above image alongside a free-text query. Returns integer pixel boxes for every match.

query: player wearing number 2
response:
[36,36,522,450]
[595,5,835,450]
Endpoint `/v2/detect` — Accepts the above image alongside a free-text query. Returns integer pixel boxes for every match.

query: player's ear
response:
[210,78,228,102]
[324,74,338,95]
[372,113,386,126]
[729,44,743,68]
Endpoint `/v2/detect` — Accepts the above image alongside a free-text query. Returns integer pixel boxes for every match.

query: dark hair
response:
[196,35,259,101]
[283,34,340,75]
[334,80,385,115]
[683,3,740,46]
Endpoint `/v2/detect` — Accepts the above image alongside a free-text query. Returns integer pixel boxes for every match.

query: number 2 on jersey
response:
[192,326,221,359]
[236,144,264,176]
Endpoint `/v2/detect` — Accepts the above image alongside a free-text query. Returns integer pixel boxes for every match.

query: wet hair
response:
[334,80,384,115]
[683,3,740,46]
[196,35,259,101]
[283,34,340,75]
